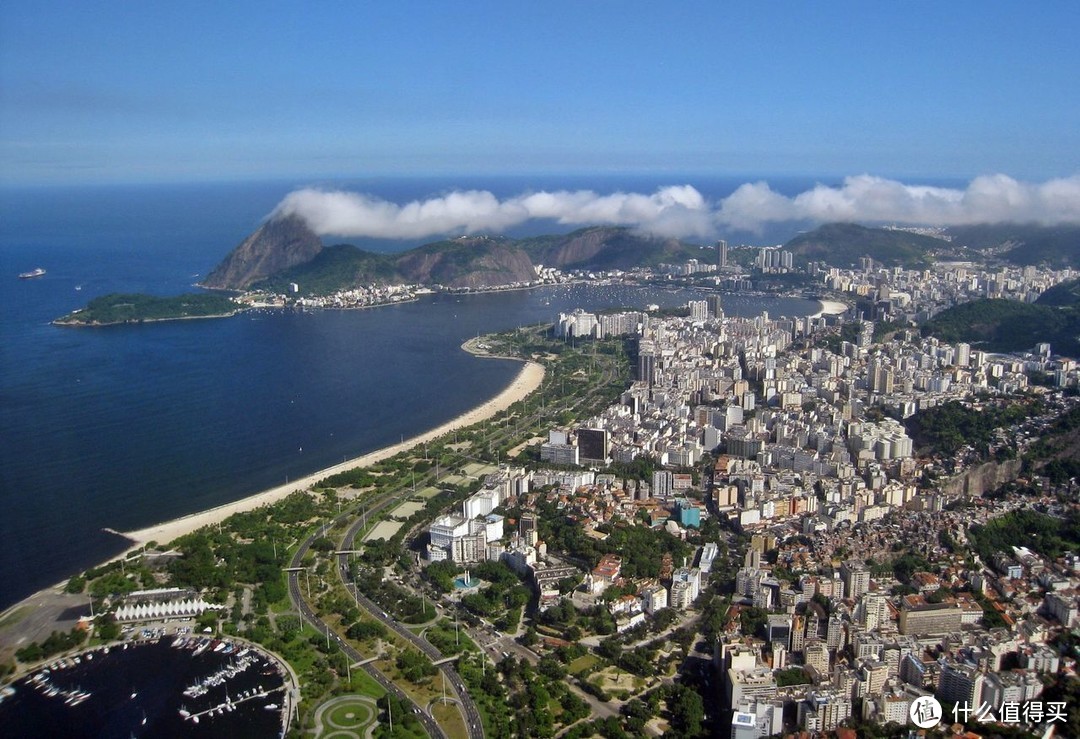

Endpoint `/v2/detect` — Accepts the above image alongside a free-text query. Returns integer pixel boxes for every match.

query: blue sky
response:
[2,2,1078,185]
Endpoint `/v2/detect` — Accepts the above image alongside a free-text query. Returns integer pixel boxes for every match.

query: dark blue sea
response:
[0,176,820,609]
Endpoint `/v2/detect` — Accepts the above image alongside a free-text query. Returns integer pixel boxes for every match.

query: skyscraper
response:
[717,239,728,268]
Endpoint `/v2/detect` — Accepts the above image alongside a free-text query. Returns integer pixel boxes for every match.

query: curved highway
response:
[287,515,449,739]
[337,516,485,738]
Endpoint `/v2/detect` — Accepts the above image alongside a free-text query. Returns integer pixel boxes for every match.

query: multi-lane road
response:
[286,339,625,737]
[287,515,452,738]
[337,513,485,737]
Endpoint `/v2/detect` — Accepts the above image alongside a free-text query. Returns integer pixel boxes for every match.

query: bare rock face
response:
[201,214,323,290]
[394,237,537,288]
[526,226,686,272]
[442,248,537,289]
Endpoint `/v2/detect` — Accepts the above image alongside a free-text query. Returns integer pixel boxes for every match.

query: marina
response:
[0,636,292,738]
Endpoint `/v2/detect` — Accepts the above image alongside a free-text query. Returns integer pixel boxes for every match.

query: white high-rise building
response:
[956,342,971,367]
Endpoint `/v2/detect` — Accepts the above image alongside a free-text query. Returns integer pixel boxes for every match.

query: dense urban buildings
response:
[422,256,1080,736]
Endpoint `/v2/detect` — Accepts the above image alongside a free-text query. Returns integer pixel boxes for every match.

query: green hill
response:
[394,236,536,288]
[947,224,1080,267]
[253,244,398,295]
[1034,278,1080,307]
[922,279,1080,356]
[784,223,942,268]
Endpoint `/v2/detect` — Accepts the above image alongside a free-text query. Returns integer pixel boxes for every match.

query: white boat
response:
[19,267,45,279]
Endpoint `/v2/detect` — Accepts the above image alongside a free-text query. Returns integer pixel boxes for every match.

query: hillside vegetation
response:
[947,224,1080,267]
[921,278,1080,356]
[55,293,241,325]
[254,245,398,294]
[519,226,704,271]
[784,223,944,268]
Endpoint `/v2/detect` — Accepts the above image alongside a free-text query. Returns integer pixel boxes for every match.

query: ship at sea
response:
[18,267,46,279]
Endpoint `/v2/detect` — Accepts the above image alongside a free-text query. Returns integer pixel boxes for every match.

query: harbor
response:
[0,636,293,738]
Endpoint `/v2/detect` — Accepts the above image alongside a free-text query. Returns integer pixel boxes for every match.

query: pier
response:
[181,685,286,724]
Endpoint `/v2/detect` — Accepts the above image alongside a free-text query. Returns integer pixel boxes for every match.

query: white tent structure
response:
[113,598,223,622]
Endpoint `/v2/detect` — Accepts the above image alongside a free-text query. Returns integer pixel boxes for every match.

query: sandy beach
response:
[811,299,848,319]
[121,356,545,549]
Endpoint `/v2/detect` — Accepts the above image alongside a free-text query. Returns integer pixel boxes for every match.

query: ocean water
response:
[0,178,818,609]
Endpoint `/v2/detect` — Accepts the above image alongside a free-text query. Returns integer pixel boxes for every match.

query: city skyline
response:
[2,2,1079,185]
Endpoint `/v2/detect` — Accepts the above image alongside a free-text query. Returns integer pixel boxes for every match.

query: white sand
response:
[810,299,848,319]
[121,360,545,548]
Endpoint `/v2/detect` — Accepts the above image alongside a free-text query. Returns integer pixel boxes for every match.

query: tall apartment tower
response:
[638,339,657,386]
[707,294,724,319]
[841,560,871,600]
[717,239,728,268]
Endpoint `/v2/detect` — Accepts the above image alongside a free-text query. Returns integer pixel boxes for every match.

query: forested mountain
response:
[783,223,945,268]
[518,226,703,271]
[946,224,1080,267]
[921,278,1080,355]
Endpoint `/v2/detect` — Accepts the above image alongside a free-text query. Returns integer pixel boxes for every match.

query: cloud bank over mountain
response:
[272,174,1080,240]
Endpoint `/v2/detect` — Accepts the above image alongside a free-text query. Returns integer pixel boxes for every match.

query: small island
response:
[54,292,244,326]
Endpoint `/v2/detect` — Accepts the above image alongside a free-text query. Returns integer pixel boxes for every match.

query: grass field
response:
[567,654,600,675]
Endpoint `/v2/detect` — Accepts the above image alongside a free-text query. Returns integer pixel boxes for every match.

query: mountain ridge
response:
[203,215,1080,295]
[206,219,707,294]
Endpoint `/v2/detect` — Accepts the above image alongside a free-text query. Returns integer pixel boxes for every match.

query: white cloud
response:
[272,174,1080,240]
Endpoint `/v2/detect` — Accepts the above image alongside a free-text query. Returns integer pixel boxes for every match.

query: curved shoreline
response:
[120,354,544,549]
